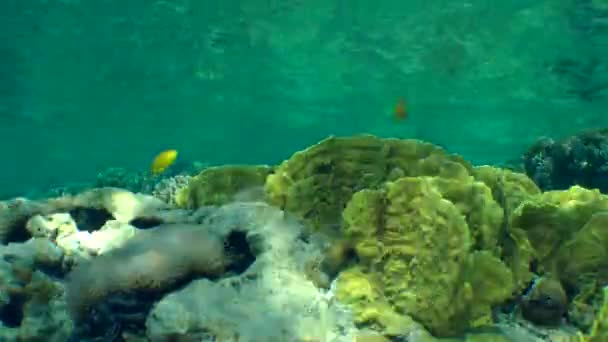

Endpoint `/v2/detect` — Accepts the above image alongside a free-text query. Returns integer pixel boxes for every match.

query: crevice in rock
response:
[0,292,25,328]
[129,217,164,229]
[69,207,114,232]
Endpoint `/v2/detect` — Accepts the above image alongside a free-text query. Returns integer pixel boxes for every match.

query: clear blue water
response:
[2,0,608,198]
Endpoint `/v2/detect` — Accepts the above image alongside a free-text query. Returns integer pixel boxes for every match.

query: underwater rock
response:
[1,238,64,271]
[64,223,230,332]
[494,310,580,342]
[353,333,392,342]
[521,277,568,326]
[146,202,359,342]
[0,239,72,341]
[523,129,608,193]
[22,211,138,261]
[26,213,78,239]
[0,187,170,244]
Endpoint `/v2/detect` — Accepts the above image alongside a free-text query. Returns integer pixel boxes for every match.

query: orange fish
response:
[394,98,407,120]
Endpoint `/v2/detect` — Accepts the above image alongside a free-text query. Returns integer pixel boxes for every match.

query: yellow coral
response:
[335,268,426,336]
[588,287,608,339]
[265,135,472,233]
[576,286,608,341]
[510,186,608,286]
[556,212,608,285]
[339,177,513,336]
[178,165,272,208]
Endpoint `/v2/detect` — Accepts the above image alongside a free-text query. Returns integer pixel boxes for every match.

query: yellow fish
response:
[150,149,178,175]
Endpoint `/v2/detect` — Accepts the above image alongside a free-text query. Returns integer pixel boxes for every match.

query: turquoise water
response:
[2,0,608,198]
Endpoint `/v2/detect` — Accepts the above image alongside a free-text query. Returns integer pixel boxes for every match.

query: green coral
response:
[176,165,272,207]
[379,177,472,335]
[505,185,608,335]
[472,165,541,219]
[340,176,514,336]
[586,286,608,341]
[510,186,608,282]
[464,333,510,342]
[265,135,472,232]
[472,166,541,290]
[255,135,608,338]
[556,212,608,287]
[570,281,602,332]
[334,268,433,338]
[574,286,608,341]
[429,176,504,252]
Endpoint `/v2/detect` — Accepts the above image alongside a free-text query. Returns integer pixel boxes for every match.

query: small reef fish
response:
[151,149,178,175]
[394,98,407,121]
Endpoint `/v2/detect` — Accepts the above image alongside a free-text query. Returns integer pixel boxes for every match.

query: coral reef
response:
[95,167,152,193]
[95,162,208,195]
[0,187,169,244]
[1,134,608,341]
[510,186,608,289]
[338,177,512,336]
[265,135,471,233]
[176,164,272,208]
[146,202,358,341]
[584,286,608,341]
[151,174,192,205]
[523,129,608,193]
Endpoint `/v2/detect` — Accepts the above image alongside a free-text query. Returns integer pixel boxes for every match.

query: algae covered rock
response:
[176,165,272,208]
[521,277,568,326]
[65,223,229,325]
[0,239,72,341]
[265,135,472,232]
